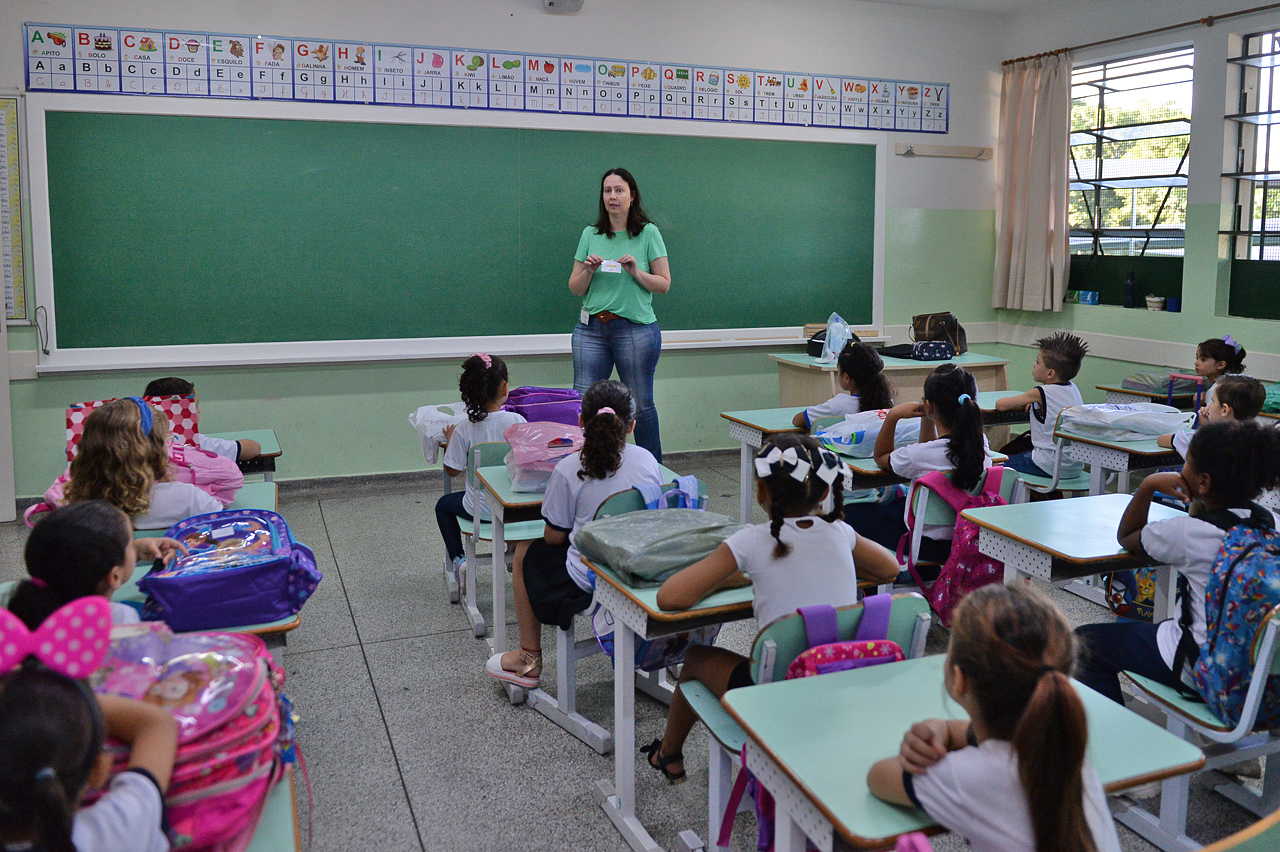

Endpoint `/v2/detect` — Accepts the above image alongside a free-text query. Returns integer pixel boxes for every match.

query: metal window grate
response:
[1226,29,1280,260]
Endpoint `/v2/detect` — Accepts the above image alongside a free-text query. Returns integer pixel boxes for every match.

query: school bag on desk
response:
[502,386,582,426]
[139,509,321,632]
[502,420,584,492]
[65,395,201,461]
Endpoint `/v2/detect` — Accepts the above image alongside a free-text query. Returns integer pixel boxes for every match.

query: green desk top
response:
[1096,385,1196,401]
[770,352,1010,372]
[1054,427,1177,456]
[721,408,807,433]
[204,429,281,458]
[588,561,754,623]
[245,772,299,852]
[722,654,1204,848]
[475,463,681,510]
[963,493,1184,564]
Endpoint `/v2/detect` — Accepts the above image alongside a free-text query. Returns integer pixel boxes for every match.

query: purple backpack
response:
[503,386,582,426]
[140,510,321,632]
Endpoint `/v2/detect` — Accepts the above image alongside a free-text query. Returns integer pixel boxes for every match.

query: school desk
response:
[246,770,301,852]
[768,352,1010,409]
[721,653,1205,852]
[963,494,1185,619]
[207,429,282,482]
[1052,427,1184,495]
[1096,385,1198,409]
[585,559,755,852]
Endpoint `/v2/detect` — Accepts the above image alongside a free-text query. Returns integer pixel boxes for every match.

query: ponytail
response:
[1013,670,1093,852]
[1199,336,1247,375]
[923,365,985,492]
[459,353,508,423]
[838,343,894,411]
[578,380,634,480]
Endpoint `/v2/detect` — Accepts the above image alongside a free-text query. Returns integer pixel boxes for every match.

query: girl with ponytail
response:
[869,584,1120,852]
[640,434,900,785]
[486,380,664,690]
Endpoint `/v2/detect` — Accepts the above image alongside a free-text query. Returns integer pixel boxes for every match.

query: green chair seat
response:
[682,680,749,753]
[460,518,545,543]
[1125,672,1232,731]
[1012,469,1092,493]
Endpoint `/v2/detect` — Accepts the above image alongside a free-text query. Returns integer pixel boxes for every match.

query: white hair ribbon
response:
[755,446,783,478]
[814,449,844,484]
[781,447,811,481]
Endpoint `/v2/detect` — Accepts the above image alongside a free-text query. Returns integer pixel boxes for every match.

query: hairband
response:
[28,577,48,590]
[472,353,492,368]
[125,396,154,436]
[0,597,111,679]
[1222,335,1243,354]
[755,445,851,484]
[957,393,972,405]
[596,406,616,416]
[1035,664,1057,679]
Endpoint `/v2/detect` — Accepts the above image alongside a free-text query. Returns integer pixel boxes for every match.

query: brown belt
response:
[594,311,621,324]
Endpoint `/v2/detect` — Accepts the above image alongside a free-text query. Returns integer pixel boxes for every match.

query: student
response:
[868,584,1120,852]
[7,501,185,627]
[792,342,895,429]
[1193,335,1248,407]
[994,332,1088,478]
[65,398,224,530]
[0,600,178,852]
[485,380,663,689]
[641,433,899,784]
[435,354,526,583]
[1076,419,1280,705]
[143,377,262,461]
[1157,374,1266,459]
[846,364,991,563]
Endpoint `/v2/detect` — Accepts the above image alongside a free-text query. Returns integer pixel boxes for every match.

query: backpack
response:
[167,441,245,507]
[720,595,902,851]
[502,386,582,426]
[1169,504,1280,728]
[573,507,745,588]
[1103,567,1157,622]
[66,395,201,461]
[91,623,296,852]
[903,468,1007,627]
[139,509,322,631]
[635,475,706,510]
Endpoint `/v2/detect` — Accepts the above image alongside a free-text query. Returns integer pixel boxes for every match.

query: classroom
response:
[2,0,1280,850]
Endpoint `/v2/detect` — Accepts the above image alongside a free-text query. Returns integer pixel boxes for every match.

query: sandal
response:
[485,647,542,688]
[640,738,686,785]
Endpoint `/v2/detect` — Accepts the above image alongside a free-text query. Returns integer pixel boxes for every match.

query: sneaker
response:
[1119,779,1162,799]
[485,648,542,689]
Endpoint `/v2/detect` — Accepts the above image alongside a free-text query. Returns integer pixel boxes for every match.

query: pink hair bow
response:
[0,597,112,679]
[473,353,492,367]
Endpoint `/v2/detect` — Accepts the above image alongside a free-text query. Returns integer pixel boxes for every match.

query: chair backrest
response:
[592,478,708,520]
[811,414,842,432]
[467,441,510,491]
[905,467,1013,565]
[1250,605,1280,677]
[748,592,932,685]
[1199,798,1280,851]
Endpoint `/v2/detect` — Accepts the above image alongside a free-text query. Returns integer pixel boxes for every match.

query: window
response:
[1069,48,1193,259]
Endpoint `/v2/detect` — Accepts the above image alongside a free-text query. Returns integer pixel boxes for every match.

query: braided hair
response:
[578,380,635,481]
[755,433,846,558]
[459,354,508,423]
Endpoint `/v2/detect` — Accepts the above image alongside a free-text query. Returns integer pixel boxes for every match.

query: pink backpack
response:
[92,623,296,852]
[66,395,200,461]
[903,467,1007,627]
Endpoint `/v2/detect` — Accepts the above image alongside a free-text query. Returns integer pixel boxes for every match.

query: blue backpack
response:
[1171,504,1280,728]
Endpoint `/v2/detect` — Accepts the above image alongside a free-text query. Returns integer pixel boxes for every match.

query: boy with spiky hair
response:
[994,332,1089,478]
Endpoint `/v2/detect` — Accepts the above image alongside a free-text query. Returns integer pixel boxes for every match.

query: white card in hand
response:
[600,259,622,273]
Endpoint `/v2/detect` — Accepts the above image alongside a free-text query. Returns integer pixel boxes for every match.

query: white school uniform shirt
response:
[1029,382,1084,475]
[889,436,992,540]
[803,393,861,428]
[1145,506,1280,668]
[71,769,170,852]
[908,739,1120,852]
[1171,428,1193,460]
[133,481,222,530]
[722,517,861,628]
[196,432,240,460]
[441,410,526,519]
[544,444,664,591]
[110,601,141,624]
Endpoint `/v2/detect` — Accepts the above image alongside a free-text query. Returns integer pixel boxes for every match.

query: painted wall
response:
[3,0,1009,497]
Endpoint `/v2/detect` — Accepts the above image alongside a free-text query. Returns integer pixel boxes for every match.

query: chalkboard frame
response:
[27,93,886,373]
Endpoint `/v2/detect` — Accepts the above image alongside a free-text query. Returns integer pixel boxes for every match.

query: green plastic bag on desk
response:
[574,509,746,588]
[1264,382,1280,414]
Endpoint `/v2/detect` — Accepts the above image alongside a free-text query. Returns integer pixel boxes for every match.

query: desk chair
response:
[674,593,932,852]
[1200,804,1280,852]
[1116,605,1280,852]
[451,442,544,636]
[1009,413,1092,503]
[899,467,1018,585]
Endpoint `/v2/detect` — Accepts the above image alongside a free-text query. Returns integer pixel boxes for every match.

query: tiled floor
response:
[0,451,1263,851]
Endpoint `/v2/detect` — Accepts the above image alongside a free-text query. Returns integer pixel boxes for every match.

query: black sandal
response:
[640,738,686,785]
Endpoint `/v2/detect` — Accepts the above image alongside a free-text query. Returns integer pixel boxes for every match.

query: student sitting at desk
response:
[868,584,1120,852]
[642,434,899,785]
[1157,374,1266,459]
[993,332,1088,478]
[143,377,262,461]
[791,342,894,429]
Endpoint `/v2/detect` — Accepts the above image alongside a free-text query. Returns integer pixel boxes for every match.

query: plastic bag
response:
[574,509,746,587]
[815,312,852,364]
[408,402,469,464]
[1059,403,1194,441]
[503,422,584,470]
[814,410,922,458]
[1121,369,1202,395]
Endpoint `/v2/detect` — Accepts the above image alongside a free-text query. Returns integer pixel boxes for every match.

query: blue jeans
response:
[435,491,472,562]
[1003,451,1051,477]
[1075,621,1180,704]
[572,316,662,461]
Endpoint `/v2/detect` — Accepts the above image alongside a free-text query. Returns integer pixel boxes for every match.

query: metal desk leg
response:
[462,532,485,637]
[594,620,661,852]
[738,440,753,524]
[490,509,507,656]
[1155,565,1176,622]
[773,812,807,852]
[1089,464,1105,496]
[528,626,613,753]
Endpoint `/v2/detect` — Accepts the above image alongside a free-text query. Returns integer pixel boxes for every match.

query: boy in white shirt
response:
[994,332,1088,478]
[143,377,262,461]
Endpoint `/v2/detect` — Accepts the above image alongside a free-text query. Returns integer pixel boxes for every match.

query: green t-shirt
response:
[574,223,667,325]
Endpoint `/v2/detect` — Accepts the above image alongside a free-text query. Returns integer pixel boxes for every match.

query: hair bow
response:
[0,597,112,679]
[814,449,849,485]
[473,353,492,367]
[1222,335,1242,354]
[125,396,154,436]
[755,446,811,482]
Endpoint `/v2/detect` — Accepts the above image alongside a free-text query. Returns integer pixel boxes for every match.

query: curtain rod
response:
[1001,1,1280,66]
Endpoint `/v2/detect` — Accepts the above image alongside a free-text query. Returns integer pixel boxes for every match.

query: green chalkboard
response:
[45,111,875,348]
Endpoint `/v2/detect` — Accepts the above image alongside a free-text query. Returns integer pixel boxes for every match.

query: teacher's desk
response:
[769,352,1009,409]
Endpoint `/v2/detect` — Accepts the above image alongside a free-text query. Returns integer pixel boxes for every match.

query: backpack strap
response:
[981,466,1005,496]
[797,605,840,649]
[634,482,667,510]
[1170,573,1204,700]
[854,593,892,642]
[915,470,969,511]
[718,747,753,848]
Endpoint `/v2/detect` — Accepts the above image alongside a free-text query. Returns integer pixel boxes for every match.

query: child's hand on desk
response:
[900,718,952,774]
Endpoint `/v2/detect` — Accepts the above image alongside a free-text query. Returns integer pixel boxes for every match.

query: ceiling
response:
[866,0,1053,14]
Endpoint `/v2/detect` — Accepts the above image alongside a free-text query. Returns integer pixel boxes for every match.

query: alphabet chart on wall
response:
[24,23,949,134]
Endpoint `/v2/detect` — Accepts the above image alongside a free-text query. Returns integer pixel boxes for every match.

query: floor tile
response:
[276,498,360,655]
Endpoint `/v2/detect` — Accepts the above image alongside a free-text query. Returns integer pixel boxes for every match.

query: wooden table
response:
[723,654,1204,851]
[1053,428,1184,495]
[587,561,755,852]
[208,429,282,481]
[963,494,1185,618]
[769,352,1009,409]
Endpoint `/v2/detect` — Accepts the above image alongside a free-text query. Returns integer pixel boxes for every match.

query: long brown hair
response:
[948,585,1095,852]
[578,380,634,481]
[65,399,170,518]
[592,167,653,239]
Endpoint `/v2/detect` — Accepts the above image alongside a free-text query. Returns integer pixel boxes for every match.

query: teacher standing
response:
[568,168,671,462]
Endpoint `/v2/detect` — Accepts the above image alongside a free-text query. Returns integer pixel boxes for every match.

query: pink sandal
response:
[485,647,542,688]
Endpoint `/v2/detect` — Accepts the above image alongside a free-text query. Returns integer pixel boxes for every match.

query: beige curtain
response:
[993,52,1073,312]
